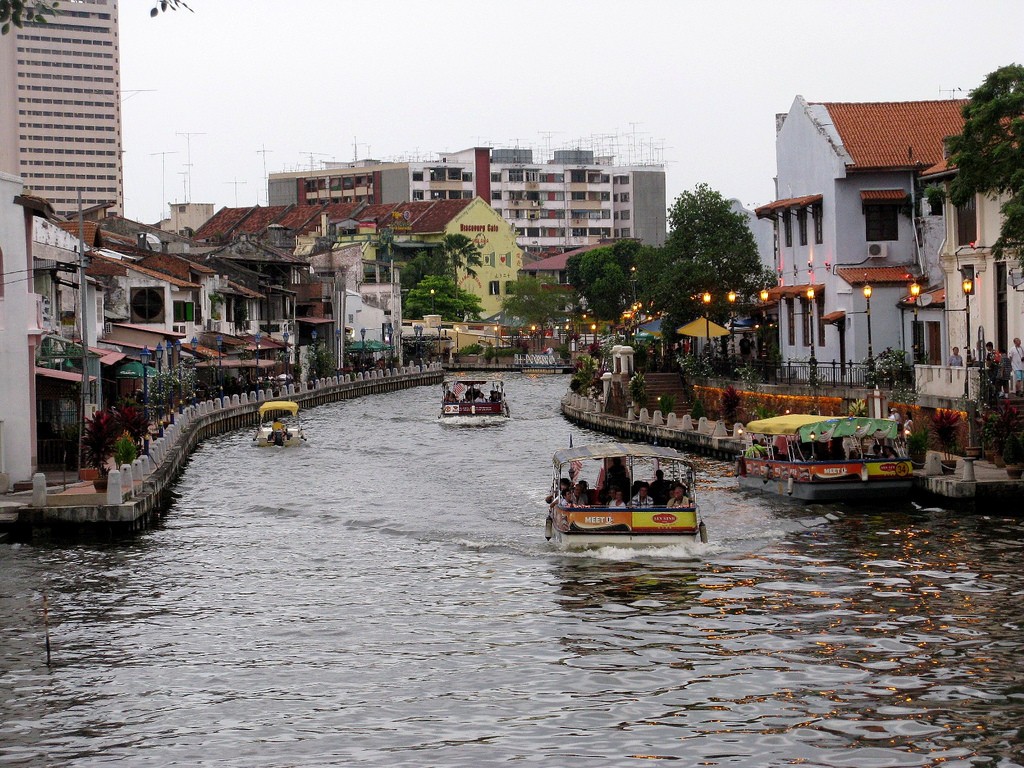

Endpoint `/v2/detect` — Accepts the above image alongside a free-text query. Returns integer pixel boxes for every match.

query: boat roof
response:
[258,400,300,416]
[744,414,898,441]
[553,442,689,466]
[447,379,498,385]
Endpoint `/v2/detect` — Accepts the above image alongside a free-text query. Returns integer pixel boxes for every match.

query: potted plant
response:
[1003,433,1024,480]
[721,385,741,425]
[112,433,138,469]
[906,427,929,466]
[628,372,647,410]
[80,409,119,490]
[657,393,676,416]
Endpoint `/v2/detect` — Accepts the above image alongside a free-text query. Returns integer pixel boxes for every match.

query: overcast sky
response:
[119,0,1023,225]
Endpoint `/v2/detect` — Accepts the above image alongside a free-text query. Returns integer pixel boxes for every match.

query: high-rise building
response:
[268,145,666,256]
[0,0,122,218]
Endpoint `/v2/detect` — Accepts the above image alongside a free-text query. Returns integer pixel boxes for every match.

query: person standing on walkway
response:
[1010,337,1024,395]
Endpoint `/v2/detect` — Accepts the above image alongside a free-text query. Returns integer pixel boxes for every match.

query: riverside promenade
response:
[0,365,443,539]
[560,392,1022,507]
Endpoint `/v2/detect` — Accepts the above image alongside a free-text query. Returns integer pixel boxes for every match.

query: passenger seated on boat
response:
[882,445,897,458]
[444,390,458,402]
[649,470,671,505]
[773,434,789,459]
[667,482,690,507]
[489,389,500,402]
[744,439,767,457]
[573,480,591,506]
[608,488,627,508]
[630,482,654,507]
[547,478,572,507]
[871,442,884,458]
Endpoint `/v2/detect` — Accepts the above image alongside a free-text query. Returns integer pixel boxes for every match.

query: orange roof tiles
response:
[767,283,824,299]
[754,194,822,218]
[56,220,101,246]
[192,206,256,241]
[836,266,917,285]
[822,310,846,324]
[860,189,907,202]
[819,100,968,170]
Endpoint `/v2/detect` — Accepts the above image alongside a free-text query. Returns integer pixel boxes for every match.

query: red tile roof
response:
[755,194,822,218]
[233,205,291,234]
[192,206,256,241]
[836,266,917,285]
[822,310,846,324]
[56,220,101,246]
[860,189,907,202]
[819,100,968,170]
[767,283,824,299]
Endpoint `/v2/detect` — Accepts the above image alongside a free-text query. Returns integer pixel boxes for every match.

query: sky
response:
[119,0,1024,225]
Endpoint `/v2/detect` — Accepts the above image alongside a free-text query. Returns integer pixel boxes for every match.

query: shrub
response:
[629,372,647,408]
[81,409,119,476]
[658,394,676,415]
[1003,433,1024,465]
[847,399,867,417]
[721,385,741,423]
[113,434,138,467]
[930,409,962,455]
[906,427,929,456]
[690,398,705,420]
[460,343,484,356]
[113,405,148,446]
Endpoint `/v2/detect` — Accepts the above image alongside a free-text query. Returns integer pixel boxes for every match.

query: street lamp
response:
[759,288,769,303]
[414,324,424,367]
[190,336,198,405]
[863,283,874,363]
[531,324,537,354]
[701,291,712,355]
[283,330,290,383]
[174,338,182,413]
[154,341,165,422]
[908,280,921,362]
[430,288,436,315]
[360,326,367,371]
[254,331,262,387]
[216,334,224,405]
[727,290,737,362]
[140,345,151,423]
[806,287,816,371]
[961,269,974,364]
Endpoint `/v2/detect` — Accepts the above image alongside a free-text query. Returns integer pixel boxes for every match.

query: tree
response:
[566,240,642,320]
[640,183,774,328]
[500,275,572,328]
[438,234,483,281]
[405,275,483,321]
[948,64,1024,262]
[1,1,189,33]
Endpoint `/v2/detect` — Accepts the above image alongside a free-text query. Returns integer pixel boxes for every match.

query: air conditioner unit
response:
[867,243,888,258]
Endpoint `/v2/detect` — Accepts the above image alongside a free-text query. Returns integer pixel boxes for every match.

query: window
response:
[620,210,630,220]
[786,299,795,345]
[489,281,500,295]
[507,169,524,182]
[783,212,792,247]
[620,228,630,237]
[412,190,424,200]
[812,203,823,244]
[461,172,473,182]
[491,172,501,183]
[525,169,539,182]
[797,209,808,246]
[491,191,502,201]
[956,197,976,246]
[430,190,445,200]
[864,204,899,241]
[571,191,586,201]
[173,300,195,323]
[130,287,164,323]
[570,170,586,183]
[619,192,630,203]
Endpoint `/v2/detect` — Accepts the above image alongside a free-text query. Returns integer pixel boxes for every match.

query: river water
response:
[2,373,1023,767]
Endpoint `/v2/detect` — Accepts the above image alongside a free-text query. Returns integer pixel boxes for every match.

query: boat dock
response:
[560,392,1023,507]
[1,365,442,539]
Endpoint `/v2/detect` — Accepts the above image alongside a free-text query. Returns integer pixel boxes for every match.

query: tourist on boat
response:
[547,478,572,506]
[573,480,591,506]
[608,488,627,508]
[667,483,689,507]
[630,483,654,507]
[649,470,671,505]
[606,456,629,490]
[744,439,767,457]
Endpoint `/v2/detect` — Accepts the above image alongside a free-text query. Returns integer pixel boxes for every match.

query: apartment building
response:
[0,0,123,218]
[268,146,666,256]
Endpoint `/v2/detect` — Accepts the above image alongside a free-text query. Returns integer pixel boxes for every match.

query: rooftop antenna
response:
[176,171,187,202]
[939,86,963,98]
[225,179,247,208]
[300,151,328,171]
[175,130,206,201]
[149,150,177,221]
[256,145,272,204]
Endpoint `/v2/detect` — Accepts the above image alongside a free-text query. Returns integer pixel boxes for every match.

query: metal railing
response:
[702,358,915,389]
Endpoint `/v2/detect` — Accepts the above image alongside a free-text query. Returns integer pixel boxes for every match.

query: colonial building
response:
[267,146,666,256]
[757,97,967,367]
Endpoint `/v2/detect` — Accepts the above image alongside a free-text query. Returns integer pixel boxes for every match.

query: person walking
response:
[1009,337,1024,396]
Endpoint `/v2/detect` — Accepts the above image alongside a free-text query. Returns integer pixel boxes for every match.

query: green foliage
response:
[570,354,598,396]
[751,403,778,420]
[847,399,867,416]
[112,405,149,445]
[501,275,570,328]
[638,184,775,326]
[566,241,638,320]
[948,64,1024,262]
[629,372,647,408]
[930,409,962,453]
[923,184,946,212]
[906,427,930,455]
[113,435,138,467]
[679,353,713,378]
[405,274,483,321]
[737,363,762,392]
[690,398,706,421]
[460,343,484,356]
[307,341,336,380]
[657,393,676,415]
[1,1,59,34]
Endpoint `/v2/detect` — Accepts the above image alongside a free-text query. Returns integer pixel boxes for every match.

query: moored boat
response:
[546,442,707,550]
[439,379,510,424]
[736,414,912,501]
[253,400,306,447]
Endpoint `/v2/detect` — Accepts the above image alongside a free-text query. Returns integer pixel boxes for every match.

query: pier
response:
[3,365,442,538]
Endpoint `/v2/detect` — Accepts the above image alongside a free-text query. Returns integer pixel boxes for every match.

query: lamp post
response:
[414,324,423,368]
[863,284,873,360]
[140,344,151,424]
[190,336,198,405]
[216,334,224,406]
[908,280,921,363]
[283,330,290,384]
[254,331,262,388]
[174,338,182,414]
[154,341,165,424]
[962,271,974,364]
[806,287,817,384]
[531,324,537,354]
[311,329,318,383]
[430,288,435,315]
[701,291,712,357]
[360,326,367,371]
[727,290,737,365]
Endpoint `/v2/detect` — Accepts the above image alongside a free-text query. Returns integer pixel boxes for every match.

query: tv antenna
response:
[149,150,177,220]
[176,130,206,201]
[224,179,247,208]
[256,145,272,204]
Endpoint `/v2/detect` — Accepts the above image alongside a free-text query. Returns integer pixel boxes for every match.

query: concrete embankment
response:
[8,365,442,537]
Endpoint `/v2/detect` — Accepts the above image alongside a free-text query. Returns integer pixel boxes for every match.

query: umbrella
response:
[114,360,159,379]
[638,318,662,337]
[676,317,729,337]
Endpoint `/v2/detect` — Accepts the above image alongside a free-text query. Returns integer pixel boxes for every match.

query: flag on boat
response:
[569,459,583,482]
[452,382,466,398]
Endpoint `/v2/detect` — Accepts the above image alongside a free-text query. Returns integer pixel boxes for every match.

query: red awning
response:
[766,283,825,299]
[822,310,846,324]
[755,194,822,218]
[860,189,907,202]
[35,367,97,382]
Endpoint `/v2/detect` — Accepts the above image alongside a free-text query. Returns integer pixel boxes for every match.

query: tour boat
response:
[253,400,306,447]
[736,414,912,501]
[439,379,510,424]
[545,442,707,550]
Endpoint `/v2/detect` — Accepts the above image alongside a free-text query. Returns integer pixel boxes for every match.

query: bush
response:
[721,385,741,423]
[81,410,119,475]
[906,427,929,456]
[1003,433,1024,465]
[658,394,676,415]
[460,343,484,356]
[930,409,962,455]
[113,434,138,467]
[629,372,647,408]
[690,398,705,420]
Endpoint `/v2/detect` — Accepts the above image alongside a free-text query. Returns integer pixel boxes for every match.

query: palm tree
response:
[439,234,483,281]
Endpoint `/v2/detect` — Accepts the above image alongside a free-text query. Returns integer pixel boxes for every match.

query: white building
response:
[268,145,666,257]
[757,97,967,367]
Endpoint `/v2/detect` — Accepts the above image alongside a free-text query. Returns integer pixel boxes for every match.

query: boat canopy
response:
[258,400,300,417]
[745,415,899,442]
[553,442,687,467]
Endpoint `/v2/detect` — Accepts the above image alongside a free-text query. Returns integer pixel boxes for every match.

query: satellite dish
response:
[918,294,933,307]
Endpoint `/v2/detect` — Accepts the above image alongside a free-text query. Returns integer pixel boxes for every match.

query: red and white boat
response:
[736,415,913,501]
[439,379,510,425]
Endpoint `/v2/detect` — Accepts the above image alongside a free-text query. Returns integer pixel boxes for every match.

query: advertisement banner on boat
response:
[866,460,912,478]
[632,509,698,531]
[566,510,632,530]
[807,462,862,481]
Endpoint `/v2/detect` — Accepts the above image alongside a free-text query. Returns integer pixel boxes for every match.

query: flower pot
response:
[994,454,1006,468]
[984,449,998,464]
[1006,464,1023,480]
[92,476,108,492]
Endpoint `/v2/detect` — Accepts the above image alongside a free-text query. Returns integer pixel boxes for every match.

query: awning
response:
[822,310,846,324]
[677,317,729,337]
[348,340,392,351]
[836,267,915,286]
[860,189,907,203]
[766,283,825,300]
[114,360,159,379]
[35,367,97,383]
[297,317,336,325]
[194,359,278,369]
[755,194,822,218]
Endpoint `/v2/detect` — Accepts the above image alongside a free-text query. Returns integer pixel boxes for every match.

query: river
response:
[2,373,1023,767]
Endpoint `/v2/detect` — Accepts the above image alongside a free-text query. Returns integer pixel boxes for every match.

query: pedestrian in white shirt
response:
[1009,337,1024,395]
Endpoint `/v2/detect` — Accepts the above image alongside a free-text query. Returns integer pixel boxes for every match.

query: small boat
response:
[546,442,707,549]
[439,379,510,424]
[253,400,306,447]
[736,414,912,501]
